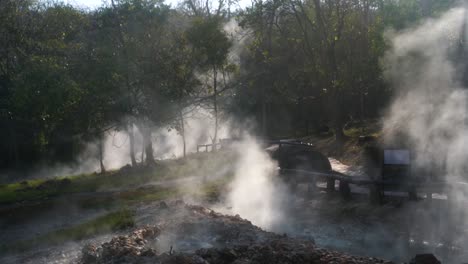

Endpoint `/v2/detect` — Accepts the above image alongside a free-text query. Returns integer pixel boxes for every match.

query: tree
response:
[161,25,201,157]
[0,0,460,172]
[102,0,171,165]
[187,17,231,146]
[0,0,33,167]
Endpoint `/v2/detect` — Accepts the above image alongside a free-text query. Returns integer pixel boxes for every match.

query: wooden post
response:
[327,178,335,192]
[426,192,432,201]
[307,177,317,198]
[339,180,351,199]
[369,183,382,204]
[290,178,298,193]
[408,186,417,201]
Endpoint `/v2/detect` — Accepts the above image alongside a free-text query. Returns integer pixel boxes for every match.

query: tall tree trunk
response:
[179,108,186,158]
[261,89,267,137]
[111,0,139,155]
[328,43,345,144]
[333,103,345,144]
[99,135,106,173]
[361,0,370,123]
[311,0,345,144]
[331,81,345,144]
[212,65,218,150]
[260,6,275,138]
[141,143,145,163]
[142,127,155,165]
[128,123,137,167]
[258,1,267,138]
[145,143,154,164]
[145,138,155,165]
[9,121,19,168]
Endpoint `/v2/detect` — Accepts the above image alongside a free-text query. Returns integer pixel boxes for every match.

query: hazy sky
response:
[61,0,103,9]
[61,0,250,10]
[62,0,177,9]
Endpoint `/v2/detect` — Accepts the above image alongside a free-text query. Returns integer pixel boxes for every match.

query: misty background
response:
[3,0,464,182]
[2,1,468,263]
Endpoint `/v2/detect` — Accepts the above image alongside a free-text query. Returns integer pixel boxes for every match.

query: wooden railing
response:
[196,143,222,153]
[196,138,236,153]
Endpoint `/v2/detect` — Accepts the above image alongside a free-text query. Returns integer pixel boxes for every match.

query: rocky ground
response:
[81,201,393,264]
[0,157,459,264]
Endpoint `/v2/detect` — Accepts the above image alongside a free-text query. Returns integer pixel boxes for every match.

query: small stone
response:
[159,201,169,210]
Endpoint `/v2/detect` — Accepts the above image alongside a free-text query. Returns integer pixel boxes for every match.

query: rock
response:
[81,202,393,264]
[358,135,377,145]
[34,178,71,191]
[81,243,100,263]
[174,199,185,206]
[410,254,441,264]
[159,201,169,210]
[59,178,72,187]
[119,164,133,174]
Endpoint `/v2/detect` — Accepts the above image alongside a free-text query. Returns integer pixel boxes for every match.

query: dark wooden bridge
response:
[280,168,467,203]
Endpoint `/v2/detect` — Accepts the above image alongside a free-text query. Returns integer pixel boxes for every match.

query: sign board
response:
[384,149,410,165]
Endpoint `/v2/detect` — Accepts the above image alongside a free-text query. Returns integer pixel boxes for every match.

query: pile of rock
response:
[81,202,393,264]
[82,226,161,263]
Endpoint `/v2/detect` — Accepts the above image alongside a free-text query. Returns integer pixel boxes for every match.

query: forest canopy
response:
[0,0,459,170]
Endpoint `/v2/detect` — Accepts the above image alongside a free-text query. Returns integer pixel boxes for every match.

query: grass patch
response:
[2,209,135,253]
[343,120,381,138]
[0,150,235,205]
[0,152,236,256]
[118,187,178,203]
[185,176,232,200]
[301,120,382,165]
[43,209,135,240]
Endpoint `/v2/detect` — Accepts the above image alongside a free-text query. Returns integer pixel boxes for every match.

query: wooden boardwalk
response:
[280,168,468,203]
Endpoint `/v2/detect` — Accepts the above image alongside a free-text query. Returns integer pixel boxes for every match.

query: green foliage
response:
[0,0,460,169]
[1,209,135,253]
[40,209,134,240]
[0,150,235,204]
[187,17,231,69]
[232,0,458,138]
[0,150,237,253]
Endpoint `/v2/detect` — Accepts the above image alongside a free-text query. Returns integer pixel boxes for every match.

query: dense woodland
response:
[0,0,459,170]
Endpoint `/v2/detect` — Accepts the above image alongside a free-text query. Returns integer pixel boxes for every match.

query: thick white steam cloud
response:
[382,7,468,254]
[223,137,288,230]
[384,7,468,184]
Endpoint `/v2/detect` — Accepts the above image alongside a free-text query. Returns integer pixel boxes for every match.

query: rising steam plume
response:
[221,137,289,231]
[384,6,468,185]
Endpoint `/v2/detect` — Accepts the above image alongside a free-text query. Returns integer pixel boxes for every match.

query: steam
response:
[99,109,231,164]
[223,18,249,66]
[383,5,468,254]
[214,137,288,231]
[193,20,290,231]
[0,109,233,183]
[383,7,468,183]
